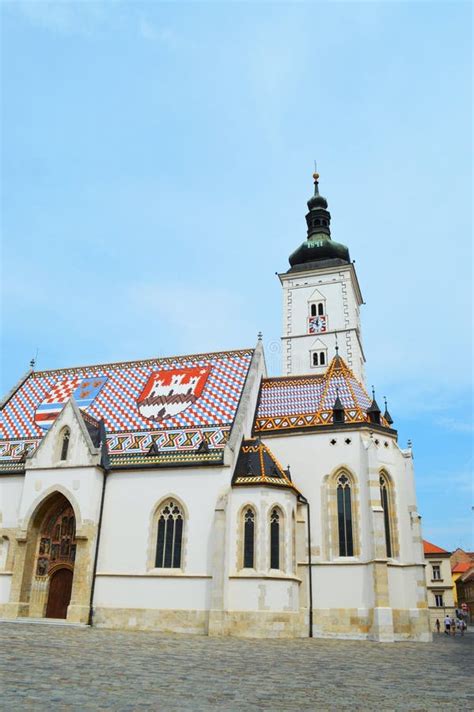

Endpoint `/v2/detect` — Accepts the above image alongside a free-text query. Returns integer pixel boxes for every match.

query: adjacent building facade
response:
[422,540,455,627]
[0,175,431,641]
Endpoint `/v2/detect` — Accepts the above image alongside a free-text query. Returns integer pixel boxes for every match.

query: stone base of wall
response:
[311,607,431,642]
[0,601,30,619]
[93,607,209,635]
[209,610,306,638]
[312,607,373,640]
[4,604,432,642]
[392,608,432,642]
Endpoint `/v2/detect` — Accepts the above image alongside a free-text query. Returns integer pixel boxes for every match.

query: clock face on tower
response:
[308,315,328,334]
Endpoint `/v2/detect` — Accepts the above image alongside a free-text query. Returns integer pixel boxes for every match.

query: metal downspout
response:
[88,469,107,627]
[298,494,313,638]
[88,426,110,627]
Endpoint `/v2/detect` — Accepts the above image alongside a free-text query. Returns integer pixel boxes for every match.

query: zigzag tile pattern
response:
[255,355,375,433]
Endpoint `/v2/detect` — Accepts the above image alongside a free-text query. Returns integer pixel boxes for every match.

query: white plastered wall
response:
[262,427,424,613]
[93,466,231,611]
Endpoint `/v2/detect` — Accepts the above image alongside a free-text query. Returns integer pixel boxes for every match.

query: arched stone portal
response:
[29,493,77,619]
[5,490,97,623]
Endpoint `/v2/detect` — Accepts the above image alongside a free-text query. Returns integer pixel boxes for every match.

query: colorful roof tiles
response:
[254,354,386,434]
[0,349,254,471]
[232,438,299,493]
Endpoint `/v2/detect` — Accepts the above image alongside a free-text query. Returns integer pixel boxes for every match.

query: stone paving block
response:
[0,623,472,710]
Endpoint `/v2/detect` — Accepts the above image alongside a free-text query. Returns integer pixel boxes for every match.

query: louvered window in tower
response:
[243,508,255,568]
[337,474,354,556]
[155,500,183,568]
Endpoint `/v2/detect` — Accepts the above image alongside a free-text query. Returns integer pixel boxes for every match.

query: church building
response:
[0,174,431,642]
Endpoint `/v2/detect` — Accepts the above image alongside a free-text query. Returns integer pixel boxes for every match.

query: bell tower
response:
[279,172,366,382]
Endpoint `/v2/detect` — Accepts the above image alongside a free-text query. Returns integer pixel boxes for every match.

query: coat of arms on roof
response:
[34,377,108,429]
[137,366,211,422]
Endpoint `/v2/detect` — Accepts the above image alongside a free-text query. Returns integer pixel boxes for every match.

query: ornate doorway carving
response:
[32,495,77,619]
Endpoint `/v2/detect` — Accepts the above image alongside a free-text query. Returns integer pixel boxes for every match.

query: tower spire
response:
[383,396,394,426]
[306,169,331,238]
[288,168,350,270]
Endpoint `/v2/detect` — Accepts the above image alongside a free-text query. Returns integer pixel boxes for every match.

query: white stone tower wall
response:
[280,263,366,382]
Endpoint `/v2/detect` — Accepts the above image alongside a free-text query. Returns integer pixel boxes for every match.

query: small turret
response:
[367,386,381,425]
[383,396,394,426]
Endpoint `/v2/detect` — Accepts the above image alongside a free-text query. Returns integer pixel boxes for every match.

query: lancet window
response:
[60,429,70,461]
[270,508,282,570]
[337,474,354,556]
[379,474,393,558]
[243,507,256,568]
[155,500,184,568]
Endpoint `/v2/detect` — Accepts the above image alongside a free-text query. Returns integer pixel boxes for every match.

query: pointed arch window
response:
[379,475,393,558]
[60,429,70,461]
[337,474,354,556]
[155,500,184,568]
[270,508,282,570]
[243,508,255,568]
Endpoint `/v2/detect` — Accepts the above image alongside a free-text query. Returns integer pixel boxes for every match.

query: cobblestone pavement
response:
[0,623,473,711]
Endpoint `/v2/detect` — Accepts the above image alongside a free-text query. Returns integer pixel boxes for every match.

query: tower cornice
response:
[278,262,364,306]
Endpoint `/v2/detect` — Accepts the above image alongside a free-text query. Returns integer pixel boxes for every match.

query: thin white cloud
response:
[138,17,177,47]
[9,0,114,36]
[434,417,474,434]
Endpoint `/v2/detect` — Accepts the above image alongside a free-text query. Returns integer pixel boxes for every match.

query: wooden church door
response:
[45,568,73,619]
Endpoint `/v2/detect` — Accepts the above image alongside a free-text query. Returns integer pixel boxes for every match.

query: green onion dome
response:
[288,173,350,270]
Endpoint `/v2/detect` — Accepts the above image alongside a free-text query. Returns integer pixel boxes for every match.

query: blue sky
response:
[1,1,472,550]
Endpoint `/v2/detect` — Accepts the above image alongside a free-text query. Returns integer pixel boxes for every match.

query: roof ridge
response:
[262,374,325,384]
[320,354,340,407]
[31,347,255,378]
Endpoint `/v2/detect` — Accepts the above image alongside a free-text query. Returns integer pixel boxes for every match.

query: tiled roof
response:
[452,562,472,574]
[232,438,299,493]
[254,354,387,434]
[0,349,254,470]
[423,540,450,555]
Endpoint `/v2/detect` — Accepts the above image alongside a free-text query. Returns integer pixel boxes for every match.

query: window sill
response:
[231,571,301,583]
[96,571,212,579]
